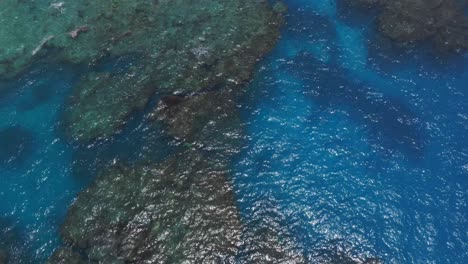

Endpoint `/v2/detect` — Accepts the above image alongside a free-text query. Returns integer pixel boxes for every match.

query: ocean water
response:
[234,1,468,263]
[0,0,467,263]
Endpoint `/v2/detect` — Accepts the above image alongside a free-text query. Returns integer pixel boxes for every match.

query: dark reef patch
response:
[152,89,245,152]
[345,0,468,52]
[158,94,186,109]
[0,249,6,264]
[0,126,35,168]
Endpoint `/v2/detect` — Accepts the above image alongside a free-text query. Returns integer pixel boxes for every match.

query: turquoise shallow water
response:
[0,64,79,261]
[0,0,467,263]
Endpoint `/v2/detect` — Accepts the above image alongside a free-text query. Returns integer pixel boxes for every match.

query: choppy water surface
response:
[0,0,467,263]
[234,1,468,263]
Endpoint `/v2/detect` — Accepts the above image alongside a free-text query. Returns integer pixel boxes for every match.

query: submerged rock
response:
[60,150,243,263]
[348,0,468,51]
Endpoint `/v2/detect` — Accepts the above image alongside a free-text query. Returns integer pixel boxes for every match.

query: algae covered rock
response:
[347,0,468,51]
[61,150,243,263]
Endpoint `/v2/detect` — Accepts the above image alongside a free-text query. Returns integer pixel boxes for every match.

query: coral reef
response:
[1,0,284,142]
[347,0,468,51]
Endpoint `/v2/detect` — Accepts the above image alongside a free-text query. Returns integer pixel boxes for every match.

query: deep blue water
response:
[1,0,467,263]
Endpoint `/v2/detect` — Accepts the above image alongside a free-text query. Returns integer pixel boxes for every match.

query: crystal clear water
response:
[1,0,467,263]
